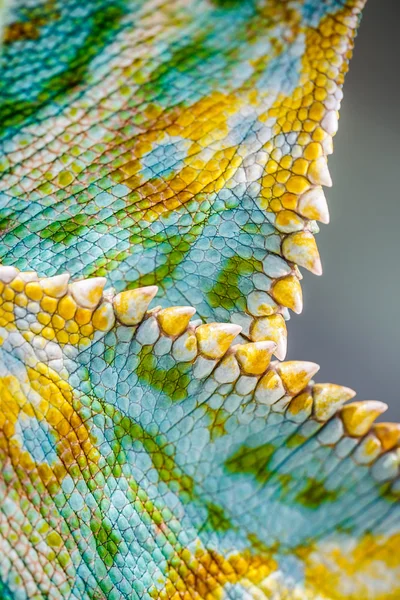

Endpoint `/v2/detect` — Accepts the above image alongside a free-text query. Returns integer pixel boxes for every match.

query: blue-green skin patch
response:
[21,322,400,596]
[15,416,59,466]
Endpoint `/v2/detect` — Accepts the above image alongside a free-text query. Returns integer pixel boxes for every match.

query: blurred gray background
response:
[287,0,400,419]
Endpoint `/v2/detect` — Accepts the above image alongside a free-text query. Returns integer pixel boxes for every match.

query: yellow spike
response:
[234,341,276,375]
[41,274,70,298]
[70,277,106,309]
[297,187,330,224]
[113,286,158,326]
[271,275,303,314]
[282,231,322,275]
[276,361,319,395]
[196,323,241,360]
[157,306,196,337]
[313,383,356,421]
[341,401,388,437]
[373,423,400,451]
[250,314,287,360]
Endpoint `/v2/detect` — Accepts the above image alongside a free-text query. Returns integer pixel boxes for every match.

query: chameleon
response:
[0,0,399,598]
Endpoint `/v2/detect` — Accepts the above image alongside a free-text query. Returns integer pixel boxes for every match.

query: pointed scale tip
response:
[341,401,388,437]
[70,276,107,309]
[308,157,333,187]
[276,361,320,395]
[313,383,356,422]
[282,231,322,276]
[271,275,303,314]
[158,306,196,337]
[298,187,330,224]
[41,273,70,298]
[113,285,158,326]
[373,422,400,451]
[196,323,242,360]
[234,340,276,375]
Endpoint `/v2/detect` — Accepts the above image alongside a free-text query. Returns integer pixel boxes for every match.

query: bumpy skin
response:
[0,1,399,599]
[0,0,365,349]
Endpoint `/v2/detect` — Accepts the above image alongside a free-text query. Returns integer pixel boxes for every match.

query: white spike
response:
[113,286,158,325]
[308,157,332,187]
[298,188,330,224]
[70,277,107,309]
[322,110,339,136]
[41,274,70,298]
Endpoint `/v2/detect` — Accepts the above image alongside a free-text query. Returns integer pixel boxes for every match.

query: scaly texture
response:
[0,0,365,355]
[0,1,399,599]
[1,270,399,599]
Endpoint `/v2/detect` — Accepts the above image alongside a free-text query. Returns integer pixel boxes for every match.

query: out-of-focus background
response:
[287,0,400,419]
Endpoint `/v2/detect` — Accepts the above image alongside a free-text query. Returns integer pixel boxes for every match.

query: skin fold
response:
[0,1,399,598]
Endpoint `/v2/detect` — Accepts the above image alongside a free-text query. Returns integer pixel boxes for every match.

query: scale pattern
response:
[0,1,399,599]
[0,0,366,351]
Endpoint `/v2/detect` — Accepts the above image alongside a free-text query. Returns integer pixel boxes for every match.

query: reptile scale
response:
[0,0,398,598]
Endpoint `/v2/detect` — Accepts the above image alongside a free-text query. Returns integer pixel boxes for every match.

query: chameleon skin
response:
[0,0,366,353]
[0,275,399,600]
[0,1,399,599]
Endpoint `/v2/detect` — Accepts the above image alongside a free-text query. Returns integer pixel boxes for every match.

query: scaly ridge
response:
[2,2,399,599]
[1,268,399,598]
[340,400,388,437]
[112,285,159,326]
[0,0,366,359]
[2,269,395,471]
